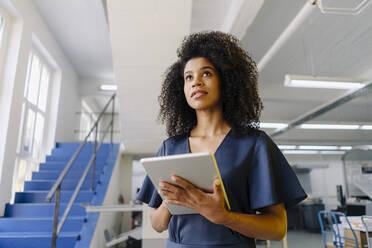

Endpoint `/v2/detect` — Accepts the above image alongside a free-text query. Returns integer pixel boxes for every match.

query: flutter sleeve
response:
[248,131,307,210]
[136,142,165,208]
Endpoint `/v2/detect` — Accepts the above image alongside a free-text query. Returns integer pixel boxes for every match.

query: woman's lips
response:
[191,90,208,98]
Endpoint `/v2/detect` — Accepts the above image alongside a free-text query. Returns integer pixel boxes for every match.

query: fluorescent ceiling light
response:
[100,84,117,91]
[319,151,345,155]
[360,125,372,130]
[339,146,352,150]
[260,122,288,129]
[282,150,345,155]
[299,124,359,130]
[299,145,338,150]
[283,150,319,154]
[278,145,297,150]
[284,74,365,90]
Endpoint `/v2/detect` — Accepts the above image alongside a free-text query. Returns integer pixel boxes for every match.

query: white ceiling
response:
[31,0,372,158]
[33,0,114,80]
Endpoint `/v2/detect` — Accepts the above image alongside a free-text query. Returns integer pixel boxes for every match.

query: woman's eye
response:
[202,71,212,77]
[185,75,192,81]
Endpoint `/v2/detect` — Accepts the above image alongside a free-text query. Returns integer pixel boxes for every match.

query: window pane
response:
[33,112,44,159]
[16,159,27,192]
[23,109,36,154]
[16,103,26,154]
[27,54,41,105]
[0,17,4,48]
[38,66,49,112]
[23,54,33,98]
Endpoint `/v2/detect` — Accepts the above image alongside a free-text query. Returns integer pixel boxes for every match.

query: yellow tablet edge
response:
[211,153,231,210]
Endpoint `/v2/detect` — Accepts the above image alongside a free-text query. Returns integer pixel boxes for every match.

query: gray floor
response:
[256,230,327,248]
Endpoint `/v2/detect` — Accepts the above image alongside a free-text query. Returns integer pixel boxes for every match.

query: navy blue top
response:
[137,128,307,247]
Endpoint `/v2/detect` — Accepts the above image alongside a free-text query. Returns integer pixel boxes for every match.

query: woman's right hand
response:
[149,201,171,233]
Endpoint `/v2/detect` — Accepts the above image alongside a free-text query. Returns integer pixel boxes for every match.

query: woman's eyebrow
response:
[184,66,215,75]
[200,66,215,71]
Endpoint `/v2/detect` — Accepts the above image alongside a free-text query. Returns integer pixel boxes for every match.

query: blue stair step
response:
[24,180,96,191]
[14,190,94,203]
[0,231,79,248]
[45,156,107,162]
[32,171,100,180]
[51,147,110,155]
[4,203,86,218]
[0,142,117,248]
[55,142,111,149]
[0,217,84,232]
[38,162,105,171]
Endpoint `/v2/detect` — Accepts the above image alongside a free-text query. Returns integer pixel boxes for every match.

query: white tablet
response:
[140,152,230,215]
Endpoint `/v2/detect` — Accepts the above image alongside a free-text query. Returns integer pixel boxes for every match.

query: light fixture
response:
[298,145,338,150]
[278,145,297,150]
[283,150,319,154]
[299,124,359,130]
[339,146,352,150]
[279,145,354,151]
[360,125,372,130]
[100,84,117,91]
[284,74,365,90]
[260,123,288,129]
[282,150,346,155]
[319,151,345,155]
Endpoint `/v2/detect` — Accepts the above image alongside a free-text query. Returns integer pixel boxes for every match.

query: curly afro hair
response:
[158,31,263,138]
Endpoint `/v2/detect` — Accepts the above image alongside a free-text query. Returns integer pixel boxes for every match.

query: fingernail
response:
[159,182,164,187]
[216,180,220,185]
[171,175,176,181]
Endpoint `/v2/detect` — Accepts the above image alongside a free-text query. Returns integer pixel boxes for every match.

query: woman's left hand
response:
[158,175,228,224]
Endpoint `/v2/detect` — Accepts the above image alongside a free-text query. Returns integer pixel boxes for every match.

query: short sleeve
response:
[248,131,307,210]
[136,142,165,208]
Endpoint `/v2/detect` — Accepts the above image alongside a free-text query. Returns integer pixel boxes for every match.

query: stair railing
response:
[45,93,116,248]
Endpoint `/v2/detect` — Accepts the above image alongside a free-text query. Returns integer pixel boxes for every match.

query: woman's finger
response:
[165,199,191,208]
[159,181,181,192]
[171,175,197,192]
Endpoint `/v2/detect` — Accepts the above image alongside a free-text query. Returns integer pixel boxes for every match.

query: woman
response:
[137,31,307,247]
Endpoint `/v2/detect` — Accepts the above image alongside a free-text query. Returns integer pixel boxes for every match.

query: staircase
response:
[0,142,119,248]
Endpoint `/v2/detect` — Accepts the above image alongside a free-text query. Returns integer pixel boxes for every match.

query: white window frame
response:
[0,15,4,47]
[79,100,98,142]
[16,49,52,162]
[0,6,10,78]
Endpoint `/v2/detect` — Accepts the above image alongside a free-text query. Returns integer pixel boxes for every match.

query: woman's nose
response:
[192,80,203,88]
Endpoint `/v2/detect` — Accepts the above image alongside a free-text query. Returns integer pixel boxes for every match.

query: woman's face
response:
[183,57,222,111]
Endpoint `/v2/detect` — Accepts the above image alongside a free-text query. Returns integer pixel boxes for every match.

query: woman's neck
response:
[192,107,231,138]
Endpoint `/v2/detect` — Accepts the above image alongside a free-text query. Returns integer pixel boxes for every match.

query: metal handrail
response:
[46,93,116,202]
[45,93,116,248]
[56,120,112,234]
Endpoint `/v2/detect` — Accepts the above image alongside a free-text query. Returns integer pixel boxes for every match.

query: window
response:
[79,100,97,142]
[15,51,51,192]
[0,16,4,48]
[17,52,51,158]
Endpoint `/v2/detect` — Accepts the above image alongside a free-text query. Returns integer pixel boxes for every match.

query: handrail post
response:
[46,93,115,242]
[91,123,98,191]
[111,95,115,144]
[51,185,61,248]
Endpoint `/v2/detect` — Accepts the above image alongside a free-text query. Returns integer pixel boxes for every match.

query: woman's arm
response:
[149,201,171,233]
[159,176,287,241]
[221,204,287,241]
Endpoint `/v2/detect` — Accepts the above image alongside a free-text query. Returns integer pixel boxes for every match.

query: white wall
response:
[0,0,81,215]
[309,161,345,210]
[90,152,133,248]
[89,152,121,248]
[287,155,346,210]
